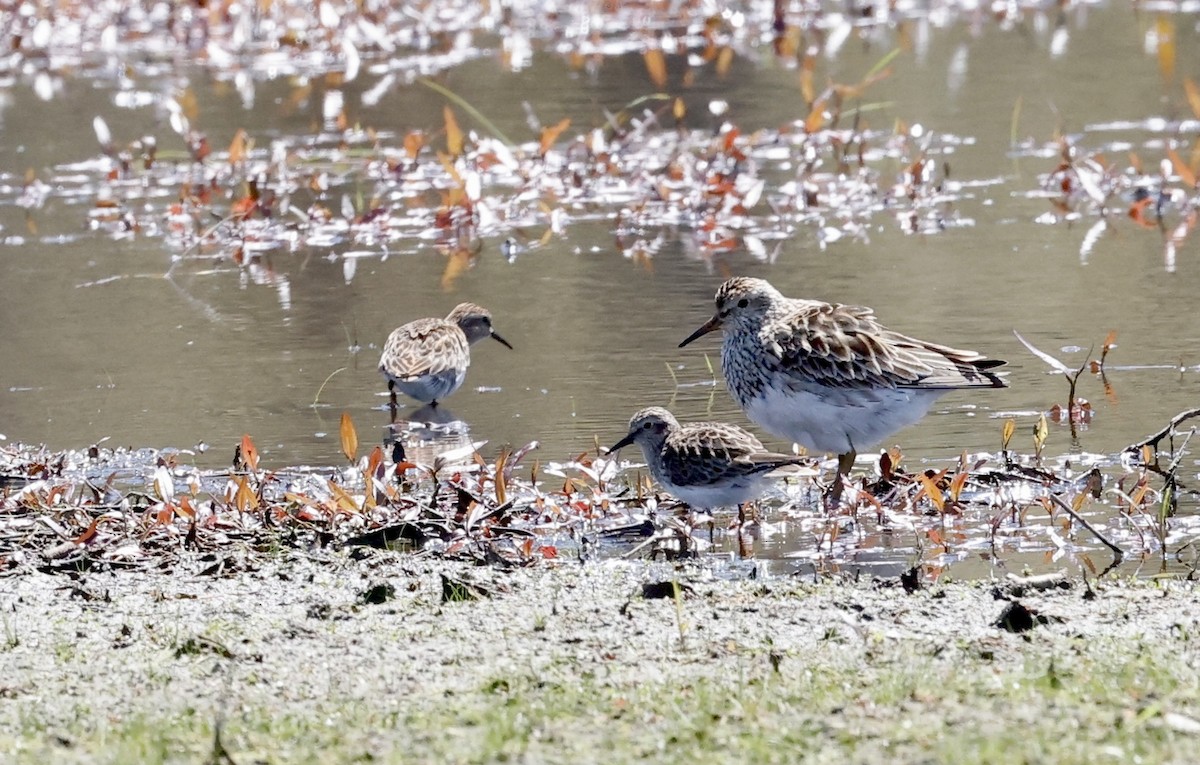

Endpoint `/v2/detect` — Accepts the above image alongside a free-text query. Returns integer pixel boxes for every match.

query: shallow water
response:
[1,1,1198,576]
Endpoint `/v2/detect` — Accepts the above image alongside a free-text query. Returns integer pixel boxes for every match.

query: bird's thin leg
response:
[736,504,753,559]
[829,450,857,507]
[388,381,398,423]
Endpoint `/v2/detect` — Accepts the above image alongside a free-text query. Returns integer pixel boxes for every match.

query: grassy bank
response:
[1,555,1197,764]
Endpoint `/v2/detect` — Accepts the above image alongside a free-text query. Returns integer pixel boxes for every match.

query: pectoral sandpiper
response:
[678,277,1006,496]
[379,302,512,409]
[608,406,813,517]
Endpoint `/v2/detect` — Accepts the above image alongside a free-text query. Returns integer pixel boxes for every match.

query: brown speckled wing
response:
[664,422,798,487]
[380,318,469,380]
[770,302,1005,391]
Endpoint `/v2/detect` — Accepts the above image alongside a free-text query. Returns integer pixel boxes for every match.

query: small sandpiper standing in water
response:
[678,277,1006,500]
[608,406,814,523]
[379,302,512,413]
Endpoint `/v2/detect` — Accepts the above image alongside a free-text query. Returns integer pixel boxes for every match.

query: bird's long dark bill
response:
[678,314,722,348]
[491,331,514,349]
[607,433,636,453]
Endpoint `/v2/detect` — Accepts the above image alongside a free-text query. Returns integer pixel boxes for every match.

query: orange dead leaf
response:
[367,446,383,479]
[444,105,464,156]
[1169,148,1196,187]
[673,97,686,123]
[1156,16,1176,83]
[494,449,509,505]
[340,411,358,463]
[234,475,254,512]
[72,515,104,545]
[643,48,668,88]
[917,473,945,512]
[715,46,734,77]
[804,96,827,134]
[178,495,196,519]
[239,434,260,472]
[440,246,475,291]
[228,128,249,166]
[404,130,425,159]
[327,479,360,513]
[1185,78,1200,121]
[539,118,571,155]
[799,53,816,104]
[949,471,968,503]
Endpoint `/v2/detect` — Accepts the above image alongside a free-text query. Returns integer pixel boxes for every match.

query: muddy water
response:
[0,4,1198,575]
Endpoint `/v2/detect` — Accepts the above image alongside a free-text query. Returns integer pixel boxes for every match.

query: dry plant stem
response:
[1125,407,1200,455]
[1047,494,1124,564]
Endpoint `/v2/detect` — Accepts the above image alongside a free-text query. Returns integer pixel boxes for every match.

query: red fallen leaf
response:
[72,515,104,545]
[1128,197,1156,227]
[177,495,196,519]
[540,545,558,559]
[231,196,257,220]
[722,127,741,152]
[157,504,175,525]
[239,434,260,472]
[539,118,571,155]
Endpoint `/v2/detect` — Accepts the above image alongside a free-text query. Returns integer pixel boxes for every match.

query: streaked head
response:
[679,277,783,347]
[445,302,513,349]
[608,406,679,453]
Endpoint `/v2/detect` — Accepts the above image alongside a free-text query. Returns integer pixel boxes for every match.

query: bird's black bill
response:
[490,331,514,350]
[607,433,636,454]
[678,314,722,348]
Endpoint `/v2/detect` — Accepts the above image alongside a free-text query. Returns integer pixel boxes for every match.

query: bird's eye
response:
[737,298,749,308]
[643,422,652,429]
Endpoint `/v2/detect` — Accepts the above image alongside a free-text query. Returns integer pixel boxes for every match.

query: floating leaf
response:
[340,411,358,462]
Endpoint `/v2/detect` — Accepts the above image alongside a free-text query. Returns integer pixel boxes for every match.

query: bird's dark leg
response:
[829,450,857,507]
[736,503,753,559]
[388,380,398,423]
